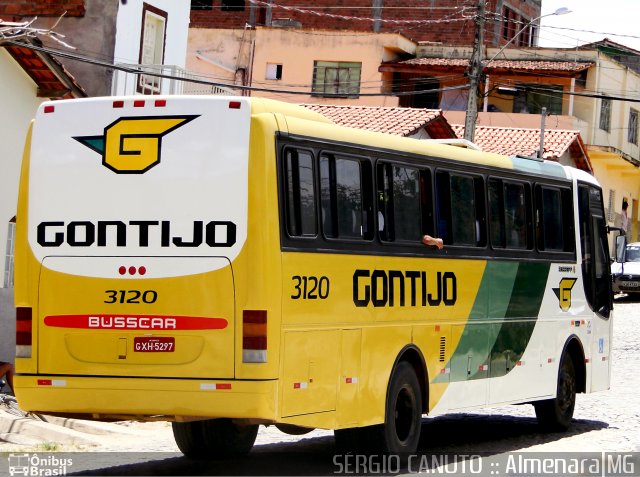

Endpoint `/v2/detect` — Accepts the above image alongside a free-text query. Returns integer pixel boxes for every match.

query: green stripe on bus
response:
[439,261,550,383]
[486,262,550,378]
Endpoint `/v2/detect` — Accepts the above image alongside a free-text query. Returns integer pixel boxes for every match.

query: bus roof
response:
[263,99,571,180]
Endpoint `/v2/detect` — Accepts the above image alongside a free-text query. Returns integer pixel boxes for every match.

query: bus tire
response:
[275,424,314,435]
[172,421,207,458]
[173,419,259,458]
[377,361,423,454]
[534,352,576,431]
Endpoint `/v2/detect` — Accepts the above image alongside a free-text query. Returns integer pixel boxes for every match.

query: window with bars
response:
[311,61,361,98]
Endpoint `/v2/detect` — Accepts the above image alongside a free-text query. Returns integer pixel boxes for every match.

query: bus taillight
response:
[16,307,32,358]
[242,310,267,363]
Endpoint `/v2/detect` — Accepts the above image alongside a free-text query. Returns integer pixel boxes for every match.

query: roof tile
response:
[301,104,451,137]
[389,58,593,73]
[450,124,578,159]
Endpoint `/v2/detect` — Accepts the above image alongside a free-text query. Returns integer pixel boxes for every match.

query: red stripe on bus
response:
[44,314,228,330]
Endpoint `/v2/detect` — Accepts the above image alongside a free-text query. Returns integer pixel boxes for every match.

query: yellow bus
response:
[14,96,613,456]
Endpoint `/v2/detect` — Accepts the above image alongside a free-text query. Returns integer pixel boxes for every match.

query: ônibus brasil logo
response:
[73,115,198,174]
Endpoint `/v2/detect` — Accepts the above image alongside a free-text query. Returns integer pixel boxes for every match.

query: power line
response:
[5,39,470,98]
[10,38,640,104]
[543,25,640,48]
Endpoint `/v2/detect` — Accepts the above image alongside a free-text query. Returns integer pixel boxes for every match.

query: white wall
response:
[112,0,190,96]
[0,49,45,289]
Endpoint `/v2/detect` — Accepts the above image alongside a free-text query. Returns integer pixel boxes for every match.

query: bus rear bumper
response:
[14,375,278,422]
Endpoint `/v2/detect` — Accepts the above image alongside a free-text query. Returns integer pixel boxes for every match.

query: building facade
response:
[189,0,541,46]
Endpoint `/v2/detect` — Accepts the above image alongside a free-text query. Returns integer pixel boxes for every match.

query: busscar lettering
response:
[37,220,237,248]
[88,316,177,329]
[353,269,457,307]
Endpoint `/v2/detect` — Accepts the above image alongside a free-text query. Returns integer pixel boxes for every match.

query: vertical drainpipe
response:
[590,52,601,146]
[246,39,256,97]
[266,0,272,26]
[373,0,383,33]
[569,77,575,116]
[483,75,490,112]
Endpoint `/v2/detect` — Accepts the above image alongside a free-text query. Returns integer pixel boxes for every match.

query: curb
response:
[0,400,144,446]
[0,409,99,445]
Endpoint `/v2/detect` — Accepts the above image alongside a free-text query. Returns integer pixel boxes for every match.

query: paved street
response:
[1,296,639,475]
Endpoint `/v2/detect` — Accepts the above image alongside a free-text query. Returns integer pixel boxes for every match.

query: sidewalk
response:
[0,394,156,451]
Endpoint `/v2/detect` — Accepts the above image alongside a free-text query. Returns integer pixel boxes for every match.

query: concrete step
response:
[0,408,99,445]
[0,396,144,446]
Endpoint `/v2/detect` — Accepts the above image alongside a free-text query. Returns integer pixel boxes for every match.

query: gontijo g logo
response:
[553,277,578,312]
[73,115,198,174]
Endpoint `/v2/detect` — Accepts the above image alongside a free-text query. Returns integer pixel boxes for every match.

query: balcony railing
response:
[112,63,238,96]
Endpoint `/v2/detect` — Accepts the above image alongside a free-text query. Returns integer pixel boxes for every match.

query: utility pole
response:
[538,106,547,159]
[464,0,485,142]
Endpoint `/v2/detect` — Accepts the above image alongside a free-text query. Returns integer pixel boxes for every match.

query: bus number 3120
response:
[104,290,158,304]
[291,276,330,300]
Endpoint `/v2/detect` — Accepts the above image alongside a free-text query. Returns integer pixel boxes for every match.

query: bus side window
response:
[284,148,317,237]
[435,172,452,244]
[489,178,532,250]
[419,169,436,241]
[535,185,574,252]
[437,171,486,247]
[488,178,506,247]
[320,153,373,240]
[377,162,429,244]
[504,181,531,249]
[377,162,393,241]
[391,164,422,242]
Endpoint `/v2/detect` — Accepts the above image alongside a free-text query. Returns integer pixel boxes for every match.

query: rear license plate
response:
[134,337,175,352]
[623,281,640,288]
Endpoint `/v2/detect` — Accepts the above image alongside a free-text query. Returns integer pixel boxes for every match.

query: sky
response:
[539,0,640,51]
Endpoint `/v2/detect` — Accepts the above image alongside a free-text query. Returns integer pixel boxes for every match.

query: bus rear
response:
[14,96,280,424]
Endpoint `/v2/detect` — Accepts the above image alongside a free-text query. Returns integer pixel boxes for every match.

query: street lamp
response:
[463,6,571,142]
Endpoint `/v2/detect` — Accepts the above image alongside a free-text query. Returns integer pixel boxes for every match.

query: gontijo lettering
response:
[353,269,457,307]
[36,220,237,248]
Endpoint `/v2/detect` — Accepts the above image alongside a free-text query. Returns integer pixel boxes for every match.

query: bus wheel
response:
[275,424,314,435]
[172,421,207,458]
[173,419,259,458]
[534,353,576,431]
[379,361,423,454]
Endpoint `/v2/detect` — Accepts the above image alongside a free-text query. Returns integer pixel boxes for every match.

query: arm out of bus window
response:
[422,234,444,249]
